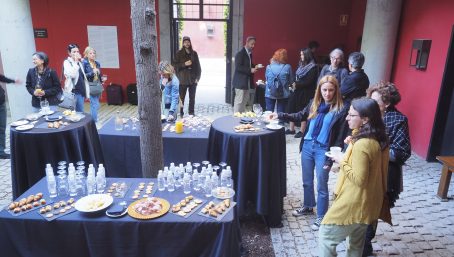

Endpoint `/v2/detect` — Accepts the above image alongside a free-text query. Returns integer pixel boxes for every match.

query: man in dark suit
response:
[0,74,21,159]
[232,36,259,113]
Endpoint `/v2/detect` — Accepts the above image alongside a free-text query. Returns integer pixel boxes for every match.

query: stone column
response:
[361,0,403,85]
[0,0,35,120]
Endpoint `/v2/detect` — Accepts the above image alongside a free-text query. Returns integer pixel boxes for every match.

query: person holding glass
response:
[63,43,90,112]
[82,46,107,123]
[270,75,349,230]
[286,48,318,137]
[25,51,62,112]
[318,98,389,257]
[158,61,179,122]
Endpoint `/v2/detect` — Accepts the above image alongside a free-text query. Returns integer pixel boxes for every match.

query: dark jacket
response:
[25,68,62,108]
[232,47,254,90]
[340,69,370,102]
[173,49,201,86]
[82,59,103,83]
[318,65,348,84]
[0,74,15,104]
[278,99,350,152]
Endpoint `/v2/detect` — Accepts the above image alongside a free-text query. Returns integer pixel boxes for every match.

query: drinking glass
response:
[192,162,201,172]
[202,160,210,168]
[131,116,139,130]
[253,104,263,125]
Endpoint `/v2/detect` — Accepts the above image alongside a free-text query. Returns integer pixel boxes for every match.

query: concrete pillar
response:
[361,0,402,85]
[0,0,35,120]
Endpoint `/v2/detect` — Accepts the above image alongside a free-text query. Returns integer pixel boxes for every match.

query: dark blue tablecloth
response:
[98,117,209,177]
[0,178,241,257]
[10,112,104,198]
[207,115,287,227]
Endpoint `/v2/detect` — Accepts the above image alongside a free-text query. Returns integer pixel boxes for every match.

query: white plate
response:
[15,124,34,131]
[266,124,283,130]
[39,110,55,116]
[11,120,29,127]
[75,194,114,213]
[26,113,42,121]
[45,115,63,122]
[66,113,85,122]
[212,187,235,199]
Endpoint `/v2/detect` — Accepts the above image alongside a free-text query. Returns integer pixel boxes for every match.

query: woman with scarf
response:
[318,98,389,257]
[25,51,62,112]
[286,48,318,138]
[270,75,349,230]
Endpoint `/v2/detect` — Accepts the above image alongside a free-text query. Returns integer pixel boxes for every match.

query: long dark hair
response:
[351,98,389,150]
[299,48,314,66]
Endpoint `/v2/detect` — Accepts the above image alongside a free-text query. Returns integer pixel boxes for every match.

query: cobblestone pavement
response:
[1,102,454,257]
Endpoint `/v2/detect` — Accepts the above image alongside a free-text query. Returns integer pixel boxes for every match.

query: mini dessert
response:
[8,203,16,210]
[134,197,163,215]
[67,198,75,204]
[209,209,218,217]
[46,213,54,218]
[194,199,202,204]
[223,199,230,208]
[53,203,60,209]
[201,208,208,214]
[13,207,21,213]
[39,208,46,214]
[32,202,40,207]
[40,199,47,205]
[59,209,66,214]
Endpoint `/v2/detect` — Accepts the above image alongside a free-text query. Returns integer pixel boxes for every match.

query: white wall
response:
[0,0,35,120]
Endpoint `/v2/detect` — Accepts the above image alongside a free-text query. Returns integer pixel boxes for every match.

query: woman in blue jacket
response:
[261,48,293,113]
[158,61,179,122]
[82,46,106,122]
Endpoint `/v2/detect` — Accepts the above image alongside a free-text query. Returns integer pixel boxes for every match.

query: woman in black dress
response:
[286,48,318,138]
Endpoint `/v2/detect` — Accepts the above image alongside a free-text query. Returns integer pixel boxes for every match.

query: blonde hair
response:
[158,61,175,76]
[83,46,96,58]
[308,75,344,119]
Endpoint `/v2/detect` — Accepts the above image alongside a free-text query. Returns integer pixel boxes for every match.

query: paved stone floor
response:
[1,102,454,257]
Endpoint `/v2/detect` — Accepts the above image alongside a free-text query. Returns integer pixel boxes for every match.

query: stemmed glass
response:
[253,104,263,125]
[131,116,139,130]
[202,160,210,168]
[192,162,201,173]
[57,162,68,197]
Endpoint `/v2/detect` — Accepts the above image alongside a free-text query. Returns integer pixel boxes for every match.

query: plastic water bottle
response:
[183,173,191,194]
[157,170,165,191]
[185,162,192,174]
[204,175,212,197]
[45,164,57,198]
[167,170,175,192]
[68,168,77,197]
[192,170,200,191]
[226,166,233,188]
[96,164,106,193]
[86,173,96,195]
[163,167,169,188]
[211,171,219,188]
[220,169,228,187]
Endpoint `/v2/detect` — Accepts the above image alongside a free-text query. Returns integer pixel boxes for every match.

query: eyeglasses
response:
[347,113,359,117]
[330,56,342,61]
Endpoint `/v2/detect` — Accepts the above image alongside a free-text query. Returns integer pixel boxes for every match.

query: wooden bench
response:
[436,156,454,201]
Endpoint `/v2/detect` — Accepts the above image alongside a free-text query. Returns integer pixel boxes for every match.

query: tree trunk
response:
[130,0,163,177]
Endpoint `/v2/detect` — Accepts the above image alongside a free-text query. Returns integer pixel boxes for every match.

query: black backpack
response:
[268,65,286,98]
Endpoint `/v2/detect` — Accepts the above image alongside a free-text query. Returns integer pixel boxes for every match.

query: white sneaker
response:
[311,217,322,231]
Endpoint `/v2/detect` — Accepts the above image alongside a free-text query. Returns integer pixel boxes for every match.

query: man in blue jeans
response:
[0,74,21,159]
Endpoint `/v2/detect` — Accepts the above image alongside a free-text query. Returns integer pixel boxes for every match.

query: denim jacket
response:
[264,62,293,99]
[82,58,102,83]
[161,75,180,115]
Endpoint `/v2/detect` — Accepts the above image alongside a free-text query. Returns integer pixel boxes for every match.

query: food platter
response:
[39,110,55,116]
[15,124,34,131]
[212,187,235,199]
[10,120,29,127]
[74,194,113,213]
[66,113,85,122]
[127,197,170,220]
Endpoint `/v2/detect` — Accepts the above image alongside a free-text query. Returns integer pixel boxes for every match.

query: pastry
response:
[201,208,208,214]
[45,205,52,212]
[33,195,41,201]
[67,198,75,204]
[36,193,43,198]
[32,202,40,207]
[40,199,47,205]
[48,122,54,128]
[8,203,16,210]
[209,209,218,217]
[194,199,202,204]
[46,213,54,218]
[59,209,66,214]
[39,208,46,214]
[13,207,21,213]
[53,203,60,209]
[26,195,35,204]
[223,199,230,208]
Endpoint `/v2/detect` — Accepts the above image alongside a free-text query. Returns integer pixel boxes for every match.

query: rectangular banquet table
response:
[0,178,241,257]
[98,118,209,177]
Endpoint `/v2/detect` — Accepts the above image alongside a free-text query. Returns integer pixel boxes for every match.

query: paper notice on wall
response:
[87,26,120,68]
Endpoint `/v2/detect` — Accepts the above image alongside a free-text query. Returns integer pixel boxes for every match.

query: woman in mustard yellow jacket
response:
[318,98,389,257]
